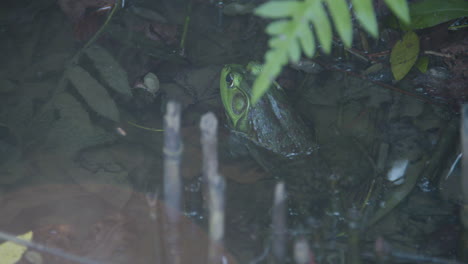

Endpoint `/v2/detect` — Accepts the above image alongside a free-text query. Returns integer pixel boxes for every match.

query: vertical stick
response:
[200,112,225,264]
[201,113,219,184]
[294,237,311,264]
[460,105,468,261]
[179,0,193,56]
[272,182,286,264]
[347,208,361,264]
[163,101,182,264]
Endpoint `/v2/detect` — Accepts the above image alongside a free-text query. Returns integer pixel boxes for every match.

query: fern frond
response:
[384,0,410,24]
[352,0,378,37]
[325,0,353,47]
[309,1,332,53]
[252,0,409,104]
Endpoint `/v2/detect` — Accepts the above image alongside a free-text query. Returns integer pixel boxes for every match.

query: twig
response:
[424,50,453,58]
[200,112,226,264]
[179,0,193,56]
[86,3,121,44]
[343,46,371,63]
[366,50,390,58]
[127,120,164,132]
[293,238,312,264]
[347,208,362,264]
[163,101,183,264]
[201,112,219,182]
[272,182,286,264]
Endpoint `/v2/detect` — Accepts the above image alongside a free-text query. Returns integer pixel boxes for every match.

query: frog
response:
[220,62,319,160]
[219,62,332,209]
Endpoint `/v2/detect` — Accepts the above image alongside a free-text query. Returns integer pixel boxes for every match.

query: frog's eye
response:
[225,73,234,88]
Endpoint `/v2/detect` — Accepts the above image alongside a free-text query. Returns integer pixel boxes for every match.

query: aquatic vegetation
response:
[250,0,410,103]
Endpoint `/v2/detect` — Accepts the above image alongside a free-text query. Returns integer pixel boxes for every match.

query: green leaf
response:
[409,0,468,29]
[384,0,410,24]
[390,31,419,81]
[266,49,288,65]
[251,51,286,104]
[308,1,332,53]
[255,1,300,18]
[288,38,301,62]
[266,20,290,35]
[415,56,429,73]
[298,23,316,57]
[269,36,285,49]
[325,0,353,47]
[352,0,378,37]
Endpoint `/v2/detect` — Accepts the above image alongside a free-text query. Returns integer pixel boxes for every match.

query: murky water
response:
[0,0,464,263]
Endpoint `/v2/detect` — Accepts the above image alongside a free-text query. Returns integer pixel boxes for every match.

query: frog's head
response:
[220,63,257,133]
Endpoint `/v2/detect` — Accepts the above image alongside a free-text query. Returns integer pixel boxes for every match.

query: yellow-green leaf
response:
[384,0,410,24]
[255,1,300,18]
[0,231,33,264]
[266,20,290,35]
[326,0,353,47]
[415,56,429,73]
[309,1,332,53]
[352,0,378,37]
[298,23,316,57]
[390,31,419,81]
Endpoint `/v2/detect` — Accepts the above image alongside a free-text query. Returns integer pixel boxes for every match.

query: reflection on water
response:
[0,184,238,264]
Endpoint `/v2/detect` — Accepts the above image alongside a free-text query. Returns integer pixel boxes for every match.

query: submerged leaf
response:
[85,45,132,99]
[47,93,115,155]
[390,31,420,81]
[409,0,468,29]
[325,0,353,47]
[0,231,33,264]
[66,66,120,122]
[352,0,378,37]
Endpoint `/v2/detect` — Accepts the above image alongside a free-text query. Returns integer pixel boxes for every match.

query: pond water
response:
[0,0,465,263]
